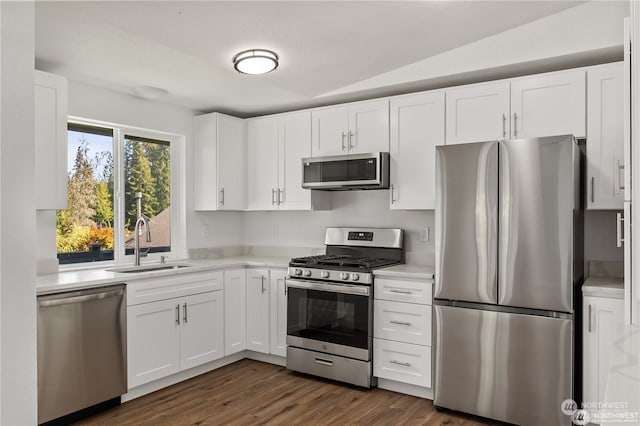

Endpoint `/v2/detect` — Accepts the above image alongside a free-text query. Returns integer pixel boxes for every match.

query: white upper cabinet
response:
[247,112,330,211]
[247,116,279,210]
[35,70,68,210]
[445,81,510,145]
[194,113,246,211]
[311,99,389,156]
[587,62,624,210]
[390,90,445,210]
[510,69,586,139]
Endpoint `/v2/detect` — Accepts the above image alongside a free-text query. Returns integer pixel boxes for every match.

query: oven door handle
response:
[286,279,370,296]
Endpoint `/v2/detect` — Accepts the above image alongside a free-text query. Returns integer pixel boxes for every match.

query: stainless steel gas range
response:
[285,227,404,388]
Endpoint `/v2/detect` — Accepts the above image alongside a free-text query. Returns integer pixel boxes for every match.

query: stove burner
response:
[290,254,398,271]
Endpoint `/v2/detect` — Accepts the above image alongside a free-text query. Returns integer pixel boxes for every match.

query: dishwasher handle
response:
[38,287,125,307]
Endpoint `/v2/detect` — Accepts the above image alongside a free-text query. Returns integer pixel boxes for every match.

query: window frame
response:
[60,116,186,269]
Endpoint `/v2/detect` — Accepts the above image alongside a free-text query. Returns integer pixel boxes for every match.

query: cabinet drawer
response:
[374,338,431,388]
[374,300,431,346]
[127,271,223,306]
[375,278,432,305]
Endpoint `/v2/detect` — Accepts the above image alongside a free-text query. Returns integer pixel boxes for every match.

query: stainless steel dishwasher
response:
[37,284,127,424]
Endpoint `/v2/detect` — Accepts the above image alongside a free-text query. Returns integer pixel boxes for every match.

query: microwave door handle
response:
[286,279,370,296]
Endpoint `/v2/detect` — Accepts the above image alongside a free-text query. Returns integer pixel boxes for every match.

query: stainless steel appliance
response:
[434,135,583,426]
[301,152,390,190]
[286,227,403,387]
[37,284,127,424]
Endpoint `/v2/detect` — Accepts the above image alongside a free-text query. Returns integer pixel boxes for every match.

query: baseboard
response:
[377,378,433,400]
[245,351,286,367]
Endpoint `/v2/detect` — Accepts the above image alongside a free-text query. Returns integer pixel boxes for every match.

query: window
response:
[57,121,182,265]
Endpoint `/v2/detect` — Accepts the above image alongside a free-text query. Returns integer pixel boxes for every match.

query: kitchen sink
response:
[107,264,192,274]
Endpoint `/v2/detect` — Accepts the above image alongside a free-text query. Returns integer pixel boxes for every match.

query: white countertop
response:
[37,257,432,294]
[583,277,624,299]
[36,256,290,295]
[602,324,640,426]
[374,264,434,280]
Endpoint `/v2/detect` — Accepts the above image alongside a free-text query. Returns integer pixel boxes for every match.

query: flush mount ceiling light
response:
[132,85,169,100]
[233,49,279,75]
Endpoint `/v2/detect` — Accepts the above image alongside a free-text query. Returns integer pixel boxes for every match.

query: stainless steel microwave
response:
[301,152,390,190]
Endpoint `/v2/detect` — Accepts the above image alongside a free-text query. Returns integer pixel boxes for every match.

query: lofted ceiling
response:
[35,1,585,117]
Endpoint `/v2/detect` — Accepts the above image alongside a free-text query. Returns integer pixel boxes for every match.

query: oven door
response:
[286,279,372,361]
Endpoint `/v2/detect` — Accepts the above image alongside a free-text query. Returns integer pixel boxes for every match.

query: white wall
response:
[243,191,434,265]
[1,2,37,424]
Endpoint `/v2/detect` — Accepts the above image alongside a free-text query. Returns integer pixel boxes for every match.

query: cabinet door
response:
[587,63,624,210]
[180,291,224,370]
[246,269,270,353]
[311,104,349,156]
[445,81,510,144]
[193,113,218,210]
[218,115,246,210]
[511,70,586,138]
[348,99,390,154]
[390,91,444,210]
[278,111,312,210]
[247,117,279,210]
[35,71,68,210]
[583,295,625,421]
[127,299,180,388]
[224,269,246,356]
[269,270,288,357]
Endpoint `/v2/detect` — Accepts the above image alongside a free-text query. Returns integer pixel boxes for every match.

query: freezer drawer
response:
[434,304,573,426]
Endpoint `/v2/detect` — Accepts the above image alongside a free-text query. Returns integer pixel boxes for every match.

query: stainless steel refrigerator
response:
[434,135,583,426]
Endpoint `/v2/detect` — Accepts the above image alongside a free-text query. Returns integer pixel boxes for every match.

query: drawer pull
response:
[390,360,411,367]
[315,357,333,366]
[389,289,412,294]
[390,320,412,326]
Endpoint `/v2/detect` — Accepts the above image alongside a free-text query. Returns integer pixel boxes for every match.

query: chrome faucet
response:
[134,192,151,267]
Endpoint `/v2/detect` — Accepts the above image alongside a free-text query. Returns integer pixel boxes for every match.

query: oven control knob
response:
[303,270,312,277]
[321,271,330,279]
[351,273,360,281]
[294,269,302,276]
[340,272,349,280]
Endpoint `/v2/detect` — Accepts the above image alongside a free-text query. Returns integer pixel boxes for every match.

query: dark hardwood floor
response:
[75,359,499,425]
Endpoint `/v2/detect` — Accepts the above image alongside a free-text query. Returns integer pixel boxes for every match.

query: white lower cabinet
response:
[246,268,288,357]
[374,339,432,388]
[373,277,433,393]
[127,272,224,388]
[583,289,625,423]
[224,269,246,356]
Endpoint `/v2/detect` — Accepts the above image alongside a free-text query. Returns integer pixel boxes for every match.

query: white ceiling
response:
[35,1,584,117]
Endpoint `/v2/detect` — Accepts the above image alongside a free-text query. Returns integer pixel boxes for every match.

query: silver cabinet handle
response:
[349,131,355,149]
[391,184,396,204]
[271,188,277,205]
[183,302,188,324]
[618,161,625,191]
[617,212,624,248]
[591,177,596,203]
[219,188,225,206]
[278,188,284,205]
[502,113,507,138]
[315,357,333,366]
[390,360,411,367]
[175,304,180,325]
[389,289,412,294]
[588,304,592,333]
[261,275,266,293]
[513,112,518,137]
[341,132,347,152]
[390,320,411,326]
